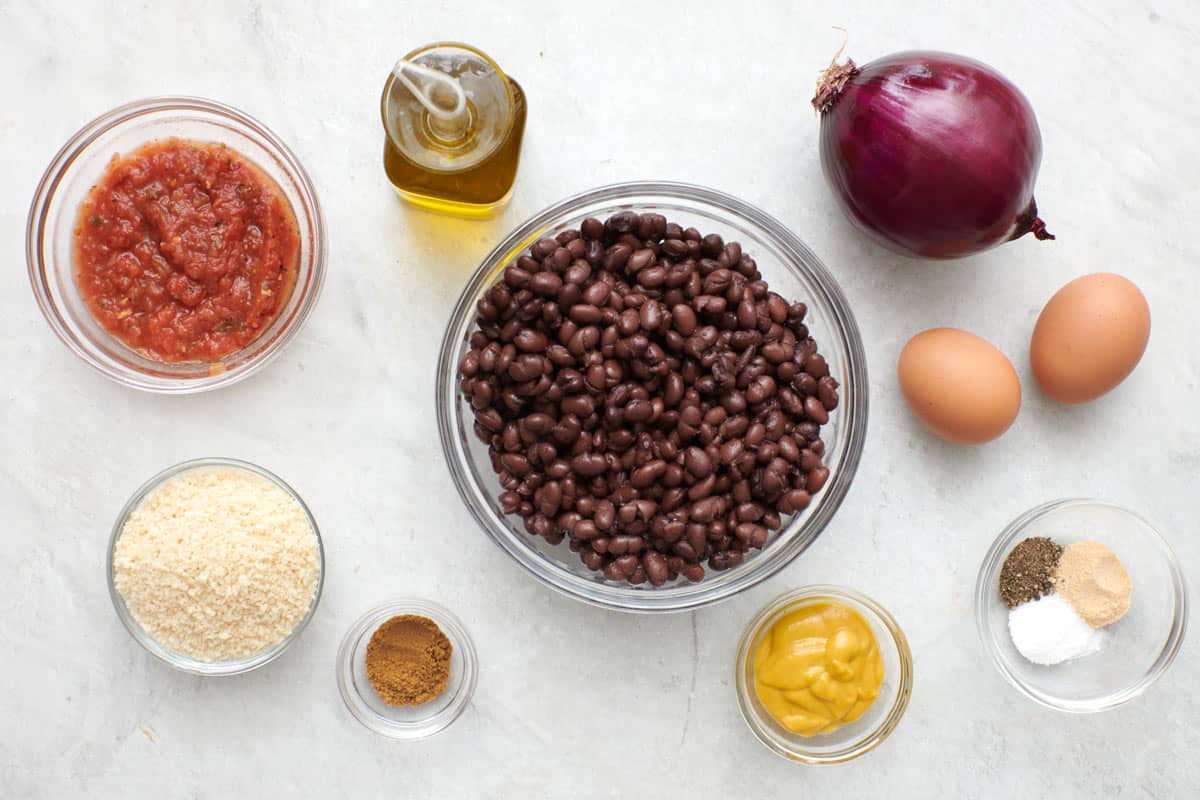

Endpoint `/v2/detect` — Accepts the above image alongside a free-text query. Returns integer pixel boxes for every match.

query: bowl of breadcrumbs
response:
[107,457,324,675]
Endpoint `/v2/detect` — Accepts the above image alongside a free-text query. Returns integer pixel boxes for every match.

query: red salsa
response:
[74,139,300,363]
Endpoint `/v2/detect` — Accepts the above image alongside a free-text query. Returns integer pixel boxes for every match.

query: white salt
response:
[1007,593,1104,665]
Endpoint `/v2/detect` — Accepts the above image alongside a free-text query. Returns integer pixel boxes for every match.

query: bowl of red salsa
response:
[27,97,326,392]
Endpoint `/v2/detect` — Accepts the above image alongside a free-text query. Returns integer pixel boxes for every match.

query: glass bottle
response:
[380,42,527,219]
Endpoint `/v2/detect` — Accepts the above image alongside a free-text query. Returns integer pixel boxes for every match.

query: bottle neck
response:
[425,104,473,145]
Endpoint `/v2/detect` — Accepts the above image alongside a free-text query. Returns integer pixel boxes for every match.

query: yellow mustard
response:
[753,601,884,737]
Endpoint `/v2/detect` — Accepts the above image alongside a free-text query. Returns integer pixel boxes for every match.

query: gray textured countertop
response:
[3,1,1197,797]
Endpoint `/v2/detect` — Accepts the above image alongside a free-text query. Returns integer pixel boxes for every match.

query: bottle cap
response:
[382,43,515,173]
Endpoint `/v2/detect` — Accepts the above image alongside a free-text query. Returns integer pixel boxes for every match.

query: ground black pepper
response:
[999,536,1062,608]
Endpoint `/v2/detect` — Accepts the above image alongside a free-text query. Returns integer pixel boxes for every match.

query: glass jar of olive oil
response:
[380,42,527,218]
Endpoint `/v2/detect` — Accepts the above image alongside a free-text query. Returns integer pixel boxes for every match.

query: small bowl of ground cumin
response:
[336,599,478,739]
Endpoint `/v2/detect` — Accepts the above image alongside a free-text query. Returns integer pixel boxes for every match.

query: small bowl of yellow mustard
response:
[735,585,913,764]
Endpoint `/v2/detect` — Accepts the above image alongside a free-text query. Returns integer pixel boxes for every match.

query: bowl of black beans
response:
[437,182,868,611]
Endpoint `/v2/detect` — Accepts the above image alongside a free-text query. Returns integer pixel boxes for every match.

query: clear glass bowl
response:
[336,599,479,740]
[735,586,913,764]
[436,182,868,612]
[26,96,326,393]
[975,499,1188,712]
[107,457,325,676]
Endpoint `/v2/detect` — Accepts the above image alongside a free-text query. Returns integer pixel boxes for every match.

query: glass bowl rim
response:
[973,497,1189,713]
[335,597,479,739]
[435,180,869,613]
[26,94,327,394]
[734,584,913,764]
[106,456,326,676]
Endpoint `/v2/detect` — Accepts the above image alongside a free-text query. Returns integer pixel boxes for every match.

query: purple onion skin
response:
[816,51,1053,259]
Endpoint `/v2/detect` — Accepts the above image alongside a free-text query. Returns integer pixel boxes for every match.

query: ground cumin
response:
[365,614,453,706]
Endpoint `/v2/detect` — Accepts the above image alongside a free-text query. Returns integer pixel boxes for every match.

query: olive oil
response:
[381,43,527,219]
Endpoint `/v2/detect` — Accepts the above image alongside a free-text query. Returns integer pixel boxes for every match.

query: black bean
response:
[602,560,624,581]
[803,352,829,379]
[766,294,788,324]
[709,550,742,571]
[514,329,548,353]
[530,272,563,297]
[762,340,793,364]
[689,496,723,523]
[531,238,558,260]
[804,395,829,424]
[504,266,532,288]
[607,211,637,233]
[746,374,777,405]
[778,388,804,417]
[594,500,616,530]
[818,376,839,411]
[561,394,594,418]
[806,466,830,494]
[618,309,640,336]
[581,217,604,240]
[585,364,606,390]
[793,372,817,396]
[683,447,713,479]
[628,248,655,271]
[625,398,654,423]
[459,351,480,377]
[735,502,764,522]
[582,281,611,306]
[638,266,667,288]
[499,491,521,514]
[639,301,662,331]
[779,489,811,514]
[672,304,698,335]
[644,551,669,585]
[662,238,688,258]
[565,260,592,285]
[569,304,603,325]
[615,554,640,577]
[605,244,632,270]
[500,453,531,477]
[631,459,667,489]
[663,373,685,407]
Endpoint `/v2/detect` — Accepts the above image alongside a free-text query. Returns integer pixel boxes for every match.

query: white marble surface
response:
[2,1,1198,796]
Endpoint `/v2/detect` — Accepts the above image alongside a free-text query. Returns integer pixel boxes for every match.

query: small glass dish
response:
[735,585,912,764]
[336,598,478,740]
[975,498,1188,713]
[27,96,326,393]
[436,182,869,612]
[107,457,325,676]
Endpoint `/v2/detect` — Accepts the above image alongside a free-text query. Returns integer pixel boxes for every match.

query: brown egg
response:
[898,328,1022,444]
[1030,273,1150,404]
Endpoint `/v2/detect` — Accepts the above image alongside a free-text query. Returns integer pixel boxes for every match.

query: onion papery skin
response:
[815,51,1053,259]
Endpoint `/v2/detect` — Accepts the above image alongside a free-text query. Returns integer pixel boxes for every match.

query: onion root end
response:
[1013,198,1055,242]
[1030,218,1055,240]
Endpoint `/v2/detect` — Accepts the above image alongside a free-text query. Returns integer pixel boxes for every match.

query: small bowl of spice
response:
[336,599,478,740]
[735,585,912,764]
[975,499,1188,712]
[107,457,324,675]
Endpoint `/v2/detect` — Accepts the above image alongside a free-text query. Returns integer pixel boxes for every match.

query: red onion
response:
[813,51,1053,259]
